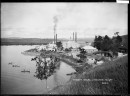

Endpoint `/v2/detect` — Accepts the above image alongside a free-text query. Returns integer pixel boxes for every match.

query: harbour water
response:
[1,45,75,94]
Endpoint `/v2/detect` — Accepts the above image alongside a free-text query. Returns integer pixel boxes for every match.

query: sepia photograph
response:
[1,3,128,95]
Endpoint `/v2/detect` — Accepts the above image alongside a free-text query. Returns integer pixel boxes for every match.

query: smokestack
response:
[76,32,77,42]
[54,33,55,44]
[53,16,58,44]
[75,32,76,42]
[73,32,74,41]
[74,32,77,42]
[56,34,57,43]
[54,25,56,44]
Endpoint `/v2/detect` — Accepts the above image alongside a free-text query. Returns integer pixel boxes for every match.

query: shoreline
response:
[47,56,128,95]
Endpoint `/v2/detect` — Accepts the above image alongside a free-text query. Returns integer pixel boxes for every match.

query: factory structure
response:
[35,29,98,53]
[24,17,128,67]
[33,17,105,66]
[82,45,98,53]
[35,16,98,54]
[62,32,80,49]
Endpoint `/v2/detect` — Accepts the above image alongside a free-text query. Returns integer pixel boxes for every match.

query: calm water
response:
[1,45,75,94]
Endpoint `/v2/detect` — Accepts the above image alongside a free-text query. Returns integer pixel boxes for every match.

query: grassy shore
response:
[48,56,128,95]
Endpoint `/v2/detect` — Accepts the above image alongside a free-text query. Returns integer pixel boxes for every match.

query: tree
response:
[77,47,87,62]
[94,35,103,50]
[101,35,112,51]
[116,35,122,44]
[111,32,122,57]
[56,41,62,49]
[114,32,119,36]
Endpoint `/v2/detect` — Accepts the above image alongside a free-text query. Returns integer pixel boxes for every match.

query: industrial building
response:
[62,32,80,49]
[62,41,80,49]
[82,45,98,53]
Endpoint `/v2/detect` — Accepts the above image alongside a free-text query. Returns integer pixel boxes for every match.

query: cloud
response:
[1,3,127,38]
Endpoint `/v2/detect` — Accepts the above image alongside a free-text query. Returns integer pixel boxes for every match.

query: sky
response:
[1,3,128,39]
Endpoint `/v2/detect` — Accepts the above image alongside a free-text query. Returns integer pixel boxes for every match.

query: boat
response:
[21,69,30,73]
[12,65,20,67]
[8,62,13,65]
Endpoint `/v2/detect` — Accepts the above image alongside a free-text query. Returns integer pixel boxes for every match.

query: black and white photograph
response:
[1,3,128,95]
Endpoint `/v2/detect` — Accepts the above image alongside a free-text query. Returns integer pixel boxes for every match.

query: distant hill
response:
[1,35,126,46]
[1,38,54,45]
[77,38,94,43]
[1,37,94,45]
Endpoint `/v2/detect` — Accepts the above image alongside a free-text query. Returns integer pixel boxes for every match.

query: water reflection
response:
[2,46,77,94]
[31,56,60,81]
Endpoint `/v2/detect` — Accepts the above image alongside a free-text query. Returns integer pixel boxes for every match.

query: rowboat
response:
[21,69,30,73]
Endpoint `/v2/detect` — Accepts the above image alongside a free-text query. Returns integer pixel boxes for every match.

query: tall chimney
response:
[75,32,76,42]
[56,34,57,43]
[76,32,77,42]
[53,16,58,44]
[53,22,56,44]
[54,34,55,44]
[54,23,56,44]
[73,32,74,41]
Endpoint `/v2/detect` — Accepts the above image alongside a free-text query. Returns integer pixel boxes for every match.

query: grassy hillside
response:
[49,56,128,95]
[121,35,128,49]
